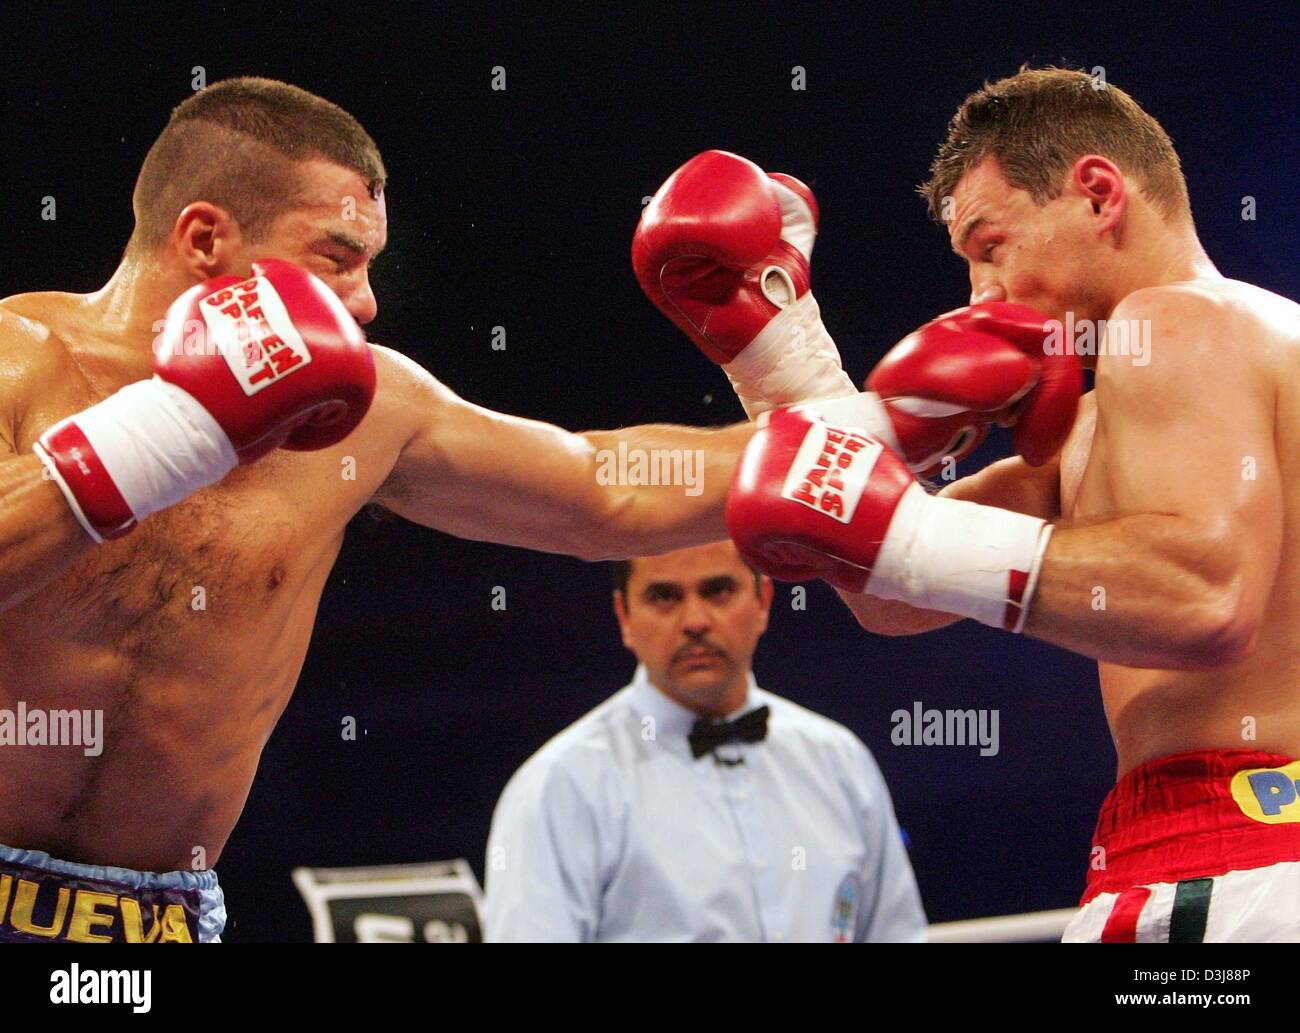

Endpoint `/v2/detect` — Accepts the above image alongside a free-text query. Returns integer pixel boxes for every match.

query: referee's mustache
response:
[672,638,730,664]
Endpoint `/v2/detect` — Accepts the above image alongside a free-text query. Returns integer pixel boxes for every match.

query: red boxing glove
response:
[156,258,376,459]
[35,259,375,541]
[727,408,1053,632]
[633,150,857,417]
[728,410,912,590]
[866,302,1082,475]
[956,302,1082,466]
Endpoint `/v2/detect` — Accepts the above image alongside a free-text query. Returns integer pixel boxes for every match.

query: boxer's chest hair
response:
[23,360,310,648]
[57,457,303,645]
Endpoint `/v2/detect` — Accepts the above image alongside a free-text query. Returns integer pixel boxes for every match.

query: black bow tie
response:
[689,705,770,759]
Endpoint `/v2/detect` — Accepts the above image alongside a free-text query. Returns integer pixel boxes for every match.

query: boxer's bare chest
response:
[5,316,360,656]
[51,460,308,641]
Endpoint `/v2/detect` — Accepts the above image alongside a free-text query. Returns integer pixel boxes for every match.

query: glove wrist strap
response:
[865,483,1052,632]
[35,378,238,541]
[723,292,857,419]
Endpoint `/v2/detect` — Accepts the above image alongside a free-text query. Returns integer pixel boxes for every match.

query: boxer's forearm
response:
[0,455,96,610]
[372,368,756,559]
[1022,515,1263,669]
[579,421,756,558]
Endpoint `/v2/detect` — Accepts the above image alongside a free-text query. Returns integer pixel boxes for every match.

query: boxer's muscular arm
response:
[0,311,96,610]
[1022,288,1279,669]
[370,347,754,559]
[834,453,1061,635]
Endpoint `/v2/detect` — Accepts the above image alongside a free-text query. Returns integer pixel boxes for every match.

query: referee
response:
[484,541,926,942]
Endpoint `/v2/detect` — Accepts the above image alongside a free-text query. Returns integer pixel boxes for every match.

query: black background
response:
[1,1,1296,940]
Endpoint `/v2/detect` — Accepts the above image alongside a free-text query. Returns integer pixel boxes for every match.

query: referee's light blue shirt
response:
[485,664,926,942]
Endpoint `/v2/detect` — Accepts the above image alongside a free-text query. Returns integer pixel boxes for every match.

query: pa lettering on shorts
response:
[1232,759,1300,822]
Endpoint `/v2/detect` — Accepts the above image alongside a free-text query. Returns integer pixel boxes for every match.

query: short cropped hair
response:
[920,66,1190,224]
[128,77,386,254]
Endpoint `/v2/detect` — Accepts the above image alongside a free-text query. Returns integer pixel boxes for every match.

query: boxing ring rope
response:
[927,907,1078,943]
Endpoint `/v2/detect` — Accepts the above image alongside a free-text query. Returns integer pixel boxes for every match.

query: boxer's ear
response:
[171,201,243,279]
[1071,155,1126,236]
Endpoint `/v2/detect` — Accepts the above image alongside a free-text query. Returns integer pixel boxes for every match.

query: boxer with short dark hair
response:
[699,68,1300,942]
[127,77,388,258]
[0,76,765,942]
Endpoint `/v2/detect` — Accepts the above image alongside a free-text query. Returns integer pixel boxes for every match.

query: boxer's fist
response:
[727,408,912,592]
[156,258,376,461]
[866,302,1081,474]
[726,406,1052,631]
[632,152,856,418]
[633,149,816,365]
[35,260,376,541]
[955,302,1083,466]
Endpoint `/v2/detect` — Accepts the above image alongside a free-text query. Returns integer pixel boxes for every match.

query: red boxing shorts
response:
[1063,749,1300,942]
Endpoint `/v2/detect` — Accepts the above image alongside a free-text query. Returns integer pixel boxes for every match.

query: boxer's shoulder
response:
[0,291,65,345]
[1112,278,1238,326]
[1116,278,1297,346]
[365,342,458,446]
[368,342,441,398]
[1100,279,1286,392]
[0,288,84,328]
[366,343,436,395]
[0,292,83,397]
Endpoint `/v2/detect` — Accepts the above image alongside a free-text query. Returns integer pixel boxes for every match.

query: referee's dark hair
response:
[611,556,764,605]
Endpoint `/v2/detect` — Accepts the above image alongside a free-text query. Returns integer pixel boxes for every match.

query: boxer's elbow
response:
[1138,523,1265,669]
[568,484,638,562]
[1172,582,1263,670]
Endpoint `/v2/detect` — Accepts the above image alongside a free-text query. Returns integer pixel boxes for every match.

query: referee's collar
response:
[627,663,761,747]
